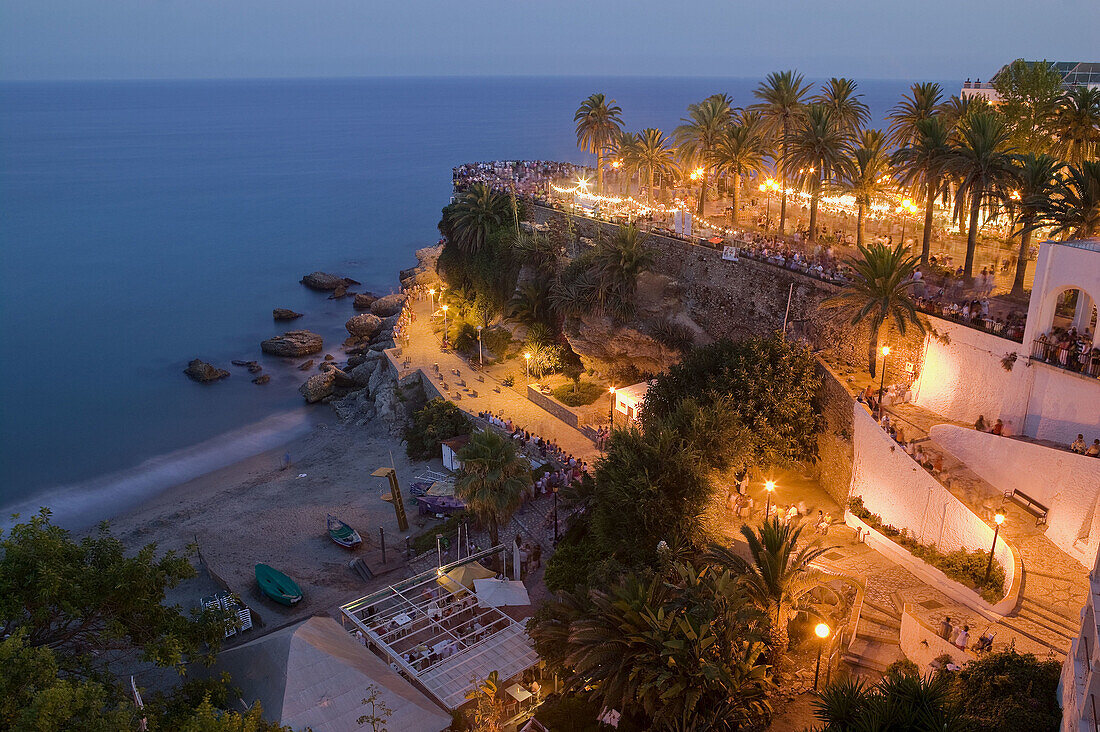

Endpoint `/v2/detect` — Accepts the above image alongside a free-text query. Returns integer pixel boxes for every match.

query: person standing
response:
[940,616,953,640]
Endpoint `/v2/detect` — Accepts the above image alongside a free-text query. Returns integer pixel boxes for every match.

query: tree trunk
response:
[964,192,981,281]
[921,187,935,265]
[1012,222,1032,297]
[648,168,655,205]
[596,150,604,197]
[731,171,741,225]
[778,128,788,234]
[857,205,865,247]
[868,318,883,377]
[808,178,820,241]
[696,168,708,217]
[488,518,499,549]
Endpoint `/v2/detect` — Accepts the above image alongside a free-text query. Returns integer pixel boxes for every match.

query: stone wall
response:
[526,386,580,429]
[815,363,855,507]
[532,205,927,381]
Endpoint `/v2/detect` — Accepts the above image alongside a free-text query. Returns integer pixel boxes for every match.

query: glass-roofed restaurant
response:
[961,60,1100,102]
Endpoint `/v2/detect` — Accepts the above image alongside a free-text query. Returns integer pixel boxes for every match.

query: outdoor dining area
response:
[340,546,539,711]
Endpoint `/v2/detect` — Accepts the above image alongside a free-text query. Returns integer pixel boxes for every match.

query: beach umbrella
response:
[473,578,531,608]
[436,562,495,594]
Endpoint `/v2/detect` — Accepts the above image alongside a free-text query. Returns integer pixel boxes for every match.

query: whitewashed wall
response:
[850,405,1013,576]
[929,424,1100,566]
[912,319,1100,446]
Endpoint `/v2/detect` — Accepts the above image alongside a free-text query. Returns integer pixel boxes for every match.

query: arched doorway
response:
[1031,287,1099,375]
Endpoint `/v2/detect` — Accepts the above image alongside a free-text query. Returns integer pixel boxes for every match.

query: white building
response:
[1061,547,1100,732]
[614,381,651,424]
[961,60,1100,103]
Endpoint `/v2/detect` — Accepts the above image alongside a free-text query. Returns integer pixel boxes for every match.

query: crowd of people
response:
[452,160,591,199]
[1031,326,1100,378]
[1071,434,1100,457]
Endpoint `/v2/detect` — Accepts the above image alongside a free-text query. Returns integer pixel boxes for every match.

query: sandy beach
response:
[107,412,437,629]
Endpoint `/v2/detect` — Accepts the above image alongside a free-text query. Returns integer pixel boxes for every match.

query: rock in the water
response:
[298,359,314,371]
[353,292,378,310]
[370,294,406,318]
[329,285,349,299]
[345,313,383,339]
[252,374,271,385]
[184,359,229,382]
[324,353,335,361]
[261,330,323,357]
[332,368,359,388]
[300,271,359,291]
[272,308,303,321]
[299,371,335,403]
[231,360,263,373]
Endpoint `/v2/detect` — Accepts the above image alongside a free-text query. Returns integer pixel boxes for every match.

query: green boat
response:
[255,563,303,606]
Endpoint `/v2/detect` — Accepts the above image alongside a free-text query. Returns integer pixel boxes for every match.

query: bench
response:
[1004,489,1049,526]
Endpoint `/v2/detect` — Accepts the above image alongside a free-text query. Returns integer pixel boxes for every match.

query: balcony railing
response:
[1031,339,1100,378]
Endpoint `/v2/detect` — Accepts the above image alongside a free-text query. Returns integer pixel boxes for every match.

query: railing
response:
[1031,339,1100,378]
[1055,239,1100,253]
[915,302,1026,343]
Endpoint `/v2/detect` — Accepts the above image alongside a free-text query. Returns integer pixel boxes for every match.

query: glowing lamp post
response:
[814,623,831,690]
[759,178,780,233]
[983,511,1005,586]
[608,386,617,428]
[764,480,776,519]
[441,304,449,336]
[476,325,483,367]
[896,198,919,244]
[523,352,531,384]
[877,346,890,421]
[428,287,436,311]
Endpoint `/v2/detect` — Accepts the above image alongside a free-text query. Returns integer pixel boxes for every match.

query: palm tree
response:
[1007,154,1061,296]
[812,77,870,136]
[892,116,953,264]
[886,82,944,147]
[1038,160,1100,239]
[1049,87,1100,166]
[612,130,640,196]
[591,224,655,318]
[706,518,832,665]
[825,242,923,377]
[753,71,812,234]
[454,430,530,548]
[445,183,511,254]
[834,131,892,247]
[675,94,734,216]
[538,564,772,731]
[946,112,1018,280]
[940,93,991,134]
[710,111,767,225]
[465,670,507,732]
[782,104,851,241]
[813,673,966,730]
[507,281,553,327]
[574,93,624,195]
[632,127,676,204]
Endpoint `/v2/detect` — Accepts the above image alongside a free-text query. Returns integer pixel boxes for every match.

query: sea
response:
[0,76,955,527]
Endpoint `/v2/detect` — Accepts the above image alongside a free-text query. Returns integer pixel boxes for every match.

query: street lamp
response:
[608,386,616,428]
[764,480,776,519]
[441,303,449,333]
[476,325,483,367]
[523,352,531,384]
[814,623,831,690]
[896,198,919,244]
[552,484,559,544]
[429,287,436,312]
[877,346,890,421]
[759,178,780,233]
[983,511,1005,586]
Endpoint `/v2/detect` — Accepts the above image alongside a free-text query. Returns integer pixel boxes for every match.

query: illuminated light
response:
[609,386,616,394]
[995,512,1005,525]
[815,623,830,639]
[441,304,448,312]
[881,346,890,356]
[524,352,531,360]
[765,480,776,492]
[611,160,621,169]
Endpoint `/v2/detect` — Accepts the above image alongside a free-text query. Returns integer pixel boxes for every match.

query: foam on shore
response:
[1,408,320,531]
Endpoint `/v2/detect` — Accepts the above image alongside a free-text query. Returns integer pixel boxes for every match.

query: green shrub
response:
[885,658,920,679]
[451,320,478,354]
[952,649,1061,732]
[551,380,608,407]
[650,319,695,352]
[403,398,472,460]
[544,535,606,593]
[848,496,1006,602]
[480,326,513,359]
[409,512,470,555]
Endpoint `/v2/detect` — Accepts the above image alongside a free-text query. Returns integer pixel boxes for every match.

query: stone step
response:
[862,598,902,621]
[842,637,905,674]
[857,614,901,640]
[1020,597,1081,634]
[860,606,902,631]
[997,615,1072,659]
[1014,611,1077,644]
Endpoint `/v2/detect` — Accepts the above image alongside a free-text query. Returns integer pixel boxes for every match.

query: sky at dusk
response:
[1,0,1098,81]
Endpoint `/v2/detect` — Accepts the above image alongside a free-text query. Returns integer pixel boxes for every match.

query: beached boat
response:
[255,563,303,606]
[326,514,363,549]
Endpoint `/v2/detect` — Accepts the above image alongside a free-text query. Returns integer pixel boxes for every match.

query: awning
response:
[474,578,531,608]
[436,562,496,594]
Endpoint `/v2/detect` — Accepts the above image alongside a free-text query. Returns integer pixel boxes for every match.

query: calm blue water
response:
[0,76,952,524]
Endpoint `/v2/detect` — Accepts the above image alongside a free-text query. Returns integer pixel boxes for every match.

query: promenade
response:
[390,294,598,464]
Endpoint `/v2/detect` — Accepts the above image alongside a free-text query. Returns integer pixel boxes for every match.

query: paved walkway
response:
[392,295,597,463]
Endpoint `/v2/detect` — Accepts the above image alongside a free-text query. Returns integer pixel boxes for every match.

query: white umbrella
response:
[473,578,530,608]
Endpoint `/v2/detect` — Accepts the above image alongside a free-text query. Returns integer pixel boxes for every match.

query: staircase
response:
[843,599,906,675]
[997,598,1079,660]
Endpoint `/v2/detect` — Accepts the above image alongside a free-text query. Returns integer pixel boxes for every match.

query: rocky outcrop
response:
[564,315,682,377]
[272,308,303,321]
[231,360,263,373]
[353,293,378,310]
[299,371,335,403]
[297,359,314,371]
[252,374,271,385]
[261,330,323,357]
[345,313,383,339]
[398,244,444,289]
[300,271,359,291]
[370,294,406,318]
[184,359,229,382]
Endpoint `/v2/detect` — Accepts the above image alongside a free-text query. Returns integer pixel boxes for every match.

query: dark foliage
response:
[403,398,473,460]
